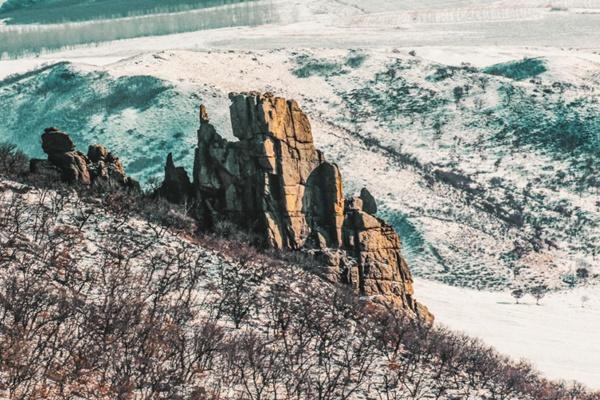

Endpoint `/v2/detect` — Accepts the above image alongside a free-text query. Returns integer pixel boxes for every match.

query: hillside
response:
[1,50,598,292]
[0,62,202,180]
[1,0,599,391]
[0,154,597,398]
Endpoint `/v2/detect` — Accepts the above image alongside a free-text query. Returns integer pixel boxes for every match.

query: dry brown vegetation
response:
[0,147,598,399]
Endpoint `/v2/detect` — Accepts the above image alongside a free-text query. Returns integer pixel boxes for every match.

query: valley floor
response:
[415,278,600,388]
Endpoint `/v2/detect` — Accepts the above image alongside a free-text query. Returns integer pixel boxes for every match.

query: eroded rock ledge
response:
[161,92,432,321]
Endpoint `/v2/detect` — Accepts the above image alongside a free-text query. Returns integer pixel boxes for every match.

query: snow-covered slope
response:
[415,278,600,388]
[2,48,598,293]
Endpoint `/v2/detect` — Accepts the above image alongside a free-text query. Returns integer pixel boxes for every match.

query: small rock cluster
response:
[30,127,139,191]
[160,93,431,321]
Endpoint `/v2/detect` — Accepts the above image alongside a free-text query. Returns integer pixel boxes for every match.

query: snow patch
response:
[415,278,600,388]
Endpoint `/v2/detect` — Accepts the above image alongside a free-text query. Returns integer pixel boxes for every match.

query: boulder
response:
[41,127,75,154]
[87,144,109,163]
[86,143,139,190]
[36,128,91,184]
[48,151,91,185]
[360,187,378,215]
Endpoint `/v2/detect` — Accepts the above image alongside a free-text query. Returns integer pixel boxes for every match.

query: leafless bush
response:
[210,254,268,329]
[139,196,198,234]
[0,142,28,177]
[1,179,599,400]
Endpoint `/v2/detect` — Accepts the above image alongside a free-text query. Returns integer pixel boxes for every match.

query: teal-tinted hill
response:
[0,62,231,183]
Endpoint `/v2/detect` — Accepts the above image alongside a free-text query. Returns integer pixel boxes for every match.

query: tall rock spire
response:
[160,93,432,321]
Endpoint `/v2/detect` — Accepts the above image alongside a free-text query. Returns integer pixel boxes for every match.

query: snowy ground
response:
[1,0,600,63]
[4,48,598,290]
[1,0,599,389]
[415,278,600,388]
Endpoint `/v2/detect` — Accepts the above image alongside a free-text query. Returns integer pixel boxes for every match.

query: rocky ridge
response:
[30,127,139,191]
[161,92,431,320]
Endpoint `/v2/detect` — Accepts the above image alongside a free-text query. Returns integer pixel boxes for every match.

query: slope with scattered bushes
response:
[0,142,598,399]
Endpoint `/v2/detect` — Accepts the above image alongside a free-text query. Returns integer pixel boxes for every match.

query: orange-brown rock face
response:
[170,92,431,321]
[343,201,420,314]
[193,93,345,250]
[37,127,91,185]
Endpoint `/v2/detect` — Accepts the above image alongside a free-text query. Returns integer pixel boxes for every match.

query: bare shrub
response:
[0,142,28,177]
[1,178,599,400]
[210,254,268,328]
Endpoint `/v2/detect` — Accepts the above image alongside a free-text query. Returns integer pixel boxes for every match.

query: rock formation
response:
[192,96,343,250]
[360,187,378,215]
[30,127,139,191]
[161,93,432,321]
[157,153,193,204]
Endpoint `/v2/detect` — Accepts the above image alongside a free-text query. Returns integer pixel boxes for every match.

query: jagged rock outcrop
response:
[30,127,139,191]
[343,200,414,306]
[34,127,91,184]
[161,93,431,321]
[157,153,193,204]
[192,97,343,250]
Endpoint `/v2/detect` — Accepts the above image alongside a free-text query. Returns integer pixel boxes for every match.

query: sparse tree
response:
[530,285,548,306]
[511,288,525,304]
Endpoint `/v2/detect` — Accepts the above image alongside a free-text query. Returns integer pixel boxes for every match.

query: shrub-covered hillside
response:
[280,49,600,290]
[0,147,598,399]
